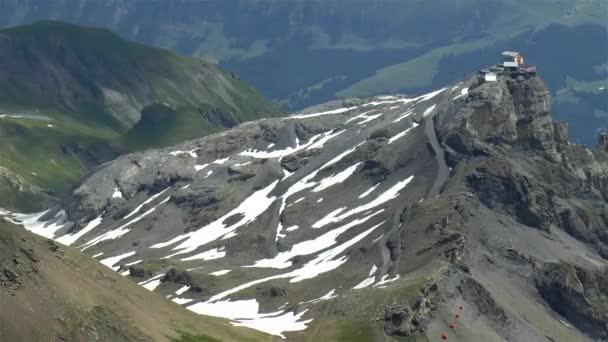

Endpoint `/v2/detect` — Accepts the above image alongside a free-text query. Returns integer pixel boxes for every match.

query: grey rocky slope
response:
[6,76,608,341]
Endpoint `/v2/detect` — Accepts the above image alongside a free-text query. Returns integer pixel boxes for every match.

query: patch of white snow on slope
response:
[363,97,416,107]
[139,273,165,291]
[239,133,323,159]
[175,285,191,296]
[358,184,380,199]
[306,130,345,150]
[210,270,231,276]
[453,87,469,100]
[249,210,383,269]
[321,141,365,169]
[353,265,379,289]
[82,196,171,249]
[357,113,383,124]
[6,210,67,239]
[388,123,419,144]
[374,274,401,287]
[112,188,123,198]
[173,297,194,305]
[232,310,311,339]
[312,162,361,193]
[285,225,299,232]
[290,106,355,119]
[152,180,279,257]
[393,109,414,123]
[369,265,378,276]
[194,164,208,171]
[207,220,386,302]
[181,247,226,261]
[56,214,103,246]
[313,176,414,228]
[123,188,170,219]
[125,259,142,266]
[422,104,437,117]
[170,148,198,158]
[188,299,312,339]
[344,110,382,125]
[415,88,446,102]
[306,289,338,304]
[99,251,136,271]
[344,110,375,124]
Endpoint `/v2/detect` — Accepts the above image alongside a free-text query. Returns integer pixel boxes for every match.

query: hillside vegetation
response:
[0,21,282,211]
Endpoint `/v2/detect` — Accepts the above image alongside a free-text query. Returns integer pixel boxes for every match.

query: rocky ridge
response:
[4,75,607,341]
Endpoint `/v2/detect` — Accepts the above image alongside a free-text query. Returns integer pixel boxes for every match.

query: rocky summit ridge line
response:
[3,75,608,341]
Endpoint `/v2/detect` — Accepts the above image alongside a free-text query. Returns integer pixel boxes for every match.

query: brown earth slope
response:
[0,218,273,342]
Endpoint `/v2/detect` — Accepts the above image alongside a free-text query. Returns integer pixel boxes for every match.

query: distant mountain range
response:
[0,0,605,144]
[0,21,282,211]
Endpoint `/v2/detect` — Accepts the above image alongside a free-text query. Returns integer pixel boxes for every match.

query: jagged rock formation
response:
[5,76,607,341]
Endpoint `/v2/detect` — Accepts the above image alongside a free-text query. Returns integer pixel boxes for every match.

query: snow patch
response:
[422,104,437,117]
[285,225,299,232]
[210,269,231,276]
[453,87,469,100]
[170,148,198,158]
[124,188,170,219]
[181,247,226,261]
[290,107,354,119]
[175,285,191,296]
[82,196,171,249]
[312,162,361,192]
[358,184,379,199]
[187,299,312,339]
[208,220,386,302]
[393,109,415,123]
[194,164,208,171]
[99,251,136,271]
[313,176,414,229]
[306,289,338,304]
[249,210,383,269]
[56,214,103,246]
[388,123,418,144]
[6,210,68,240]
[112,188,123,198]
[373,274,400,287]
[139,273,165,291]
[173,297,194,305]
[152,180,279,258]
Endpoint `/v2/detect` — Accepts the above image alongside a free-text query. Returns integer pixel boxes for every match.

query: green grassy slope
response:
[0,21,283,211]
[0,218,272,342]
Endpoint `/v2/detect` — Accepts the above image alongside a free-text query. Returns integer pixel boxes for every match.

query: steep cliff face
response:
[438,76,553,146]
[4,75,607,341]
[439,77,608,255]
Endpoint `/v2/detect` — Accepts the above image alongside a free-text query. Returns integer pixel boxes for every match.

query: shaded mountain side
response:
[6,75,607,340]
[0,20,283,212]
[0,218,272,342]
